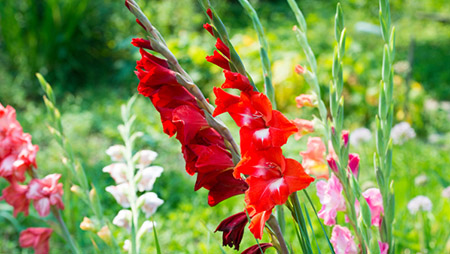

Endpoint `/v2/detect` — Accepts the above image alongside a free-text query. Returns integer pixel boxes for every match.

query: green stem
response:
[51,207,81,254]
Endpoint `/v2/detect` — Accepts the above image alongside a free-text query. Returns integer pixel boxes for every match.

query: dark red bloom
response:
[241,243,273,254]
[215,211,248,250]
[207,8,213,19]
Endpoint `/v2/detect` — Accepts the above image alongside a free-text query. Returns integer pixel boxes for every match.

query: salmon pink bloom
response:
[293,118,314,140]
[27,174,64,217]
[331,225,358,254]
[19,227,52,254]
[241,243,273,254]
[316,174,346,225]
[0,180,30,217]
[215,211,248,250]
[295,94,315,108]
[300,137,328,178]
[362,188,384,226]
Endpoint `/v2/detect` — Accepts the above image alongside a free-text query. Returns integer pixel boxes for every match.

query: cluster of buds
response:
[0,103,64,253]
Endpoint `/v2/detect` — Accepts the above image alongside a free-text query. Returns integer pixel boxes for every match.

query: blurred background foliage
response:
[0,0,449,253]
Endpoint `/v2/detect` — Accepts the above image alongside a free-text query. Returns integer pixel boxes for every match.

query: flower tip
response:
[294,64,305,75]
[292,25,297,31]
[207,8,213,19]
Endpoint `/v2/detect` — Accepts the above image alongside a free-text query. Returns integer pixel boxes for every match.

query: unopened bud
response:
[97,226,112,244]
[70,185,82,195]
[342,130,349,147]
[294,64,306,75]
[80,217,95,231]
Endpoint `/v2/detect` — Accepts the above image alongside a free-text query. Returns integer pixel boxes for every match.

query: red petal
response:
[215,38,230,59]
[248,210,271,240]
[131,38,153,50]
[221,70,253,92]
[206,50,231,71]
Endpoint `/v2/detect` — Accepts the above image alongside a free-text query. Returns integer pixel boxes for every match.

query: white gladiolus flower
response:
[106,183,130,208]
[138,192,164,218]
[414,174,428,186]
[349,127,372,147]
[103,163,128,184]
[137,166,164,192]
[442,187,450,199]
[138,221,156,237]
[391,122,416,145]
[135,150,158,168]
[123,239,131,251]
[106,145,126,161]
[113,209,132,230]
[407,195,432,214]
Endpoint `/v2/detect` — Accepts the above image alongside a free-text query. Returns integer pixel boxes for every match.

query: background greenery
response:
[0,0,449,253]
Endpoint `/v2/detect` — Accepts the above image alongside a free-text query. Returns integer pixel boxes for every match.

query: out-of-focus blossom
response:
[331,225,358,254]
[103,163,128,184]
[215,211,248,250]
[407,195,432,214]
[80,217,95,231]
[113,209,132,230]
[106,183,130,208]
[135,150,158,168]
[137,192,164,218]
[414,174,428,186]
[295,94,315,108]
[342,130,349,147]
[424,98,439,111]
[138,221,156,236]
[27,174,64,217]
[123,239,131,252]
[19,227,52,254]
[241,243,273,254]
[349,127,372,147]
[97,226,111,244]
[294,64,305,75]
[362,188,384,227]
[292,119,314,140]
[442,186,450,199]
[391,122,416,145]
[0,180,30,217]
[136,166,164,192]
[316,175,346,225]
[106,145,126,162]
[379,241,389,254]
[300,137,328,179]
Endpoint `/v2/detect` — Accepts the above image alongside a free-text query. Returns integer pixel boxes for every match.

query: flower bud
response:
[97,226,111,244]
[80,217,95,231]
[294,64,305,75]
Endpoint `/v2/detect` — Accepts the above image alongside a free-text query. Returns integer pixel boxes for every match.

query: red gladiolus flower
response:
[241,243,273,254]
[215,211,248,250]
[19,227,52,254]
[0,180,30,217]
[27,174,64,217]
[206,50,231,71]
[215,38,230,59]
[131,38,153,50]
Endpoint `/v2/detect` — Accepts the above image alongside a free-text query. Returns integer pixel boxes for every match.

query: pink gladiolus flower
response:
[27,174,64,217]
[316,175,346,225]
[292,119,314,140]
[300,137,328,179]
[331,225,358,254]
[295,94,315,108]
[0,180,30,217]
[379,241,389,254]
[19,227,52,254]
[362,188,384,226]
[103,163,128,184]
[106,183,130,208]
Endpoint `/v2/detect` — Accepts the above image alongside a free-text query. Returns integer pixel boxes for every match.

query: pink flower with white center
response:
[379,241,389,254]
[316,174,346,225]
[331,225,358,254]
[0,180,30,217]
[135,150,158,168]
[19,227,53,254]
[292,119,314,140]
[137,192,164,218]
[103,163,128,184]
[26,174,64,217]
[106,145,126,162]
[300,137,328,179]
[106,183,130,208]
[295,94,315,108]
[362,188,384,226]
[136,166,164,192]
[112,209,132,230]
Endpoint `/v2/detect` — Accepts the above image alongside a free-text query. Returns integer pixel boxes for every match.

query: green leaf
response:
[152,220,162,254]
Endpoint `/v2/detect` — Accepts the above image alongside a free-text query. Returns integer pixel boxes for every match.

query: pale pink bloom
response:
[316,175,346,225]
[123,239,131,251]
[442,186,450,199]
[138,192,163,218]
[331,225,358,254]
[293,119,314,140]
[105,183,130,208]
[103,163,128,184]
[27,174,64,217]
[362,188,384,226]
[295,94,315,108]
[106,145,126,162]
[300,137,328,179]
[137,166,164,192]
[379,241,389,254]
[113,209,132,230]
[407,195,432,214]
[135,150,158,168]
[138,220,156,236]
[19,227,52,254]
[0,180,30,217]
